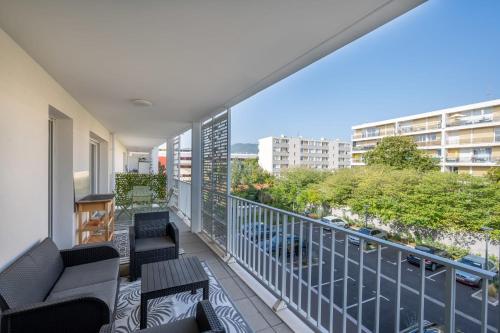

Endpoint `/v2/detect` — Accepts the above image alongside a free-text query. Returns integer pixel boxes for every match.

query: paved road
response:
[236,222,498,332]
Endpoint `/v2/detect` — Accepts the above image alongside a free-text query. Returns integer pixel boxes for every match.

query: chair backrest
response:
[0,238,63,310]
[133,211,170,238]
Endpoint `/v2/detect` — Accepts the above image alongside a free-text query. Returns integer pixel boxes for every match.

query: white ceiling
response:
[0,0,423,150]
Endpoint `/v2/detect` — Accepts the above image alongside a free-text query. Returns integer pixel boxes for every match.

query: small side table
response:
[140,257,209,329]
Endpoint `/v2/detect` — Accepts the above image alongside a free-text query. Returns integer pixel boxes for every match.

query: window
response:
[363,127,380,138]
[495,127,500,142]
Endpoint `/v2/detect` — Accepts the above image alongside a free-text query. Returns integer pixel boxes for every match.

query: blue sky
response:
[231,1,500,144]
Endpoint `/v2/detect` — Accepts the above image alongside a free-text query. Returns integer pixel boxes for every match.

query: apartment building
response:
[351,99,500,175]
[258,136,351,176]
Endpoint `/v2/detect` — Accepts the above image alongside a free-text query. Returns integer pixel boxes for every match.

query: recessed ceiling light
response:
[131,99,153,107]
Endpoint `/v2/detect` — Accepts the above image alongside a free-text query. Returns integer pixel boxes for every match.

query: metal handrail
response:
[228,195,495,279]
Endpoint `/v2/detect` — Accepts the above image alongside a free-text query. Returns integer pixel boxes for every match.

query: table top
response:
[141,257,208,294]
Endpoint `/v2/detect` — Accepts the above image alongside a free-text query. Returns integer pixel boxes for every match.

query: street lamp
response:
[481,226,493,270]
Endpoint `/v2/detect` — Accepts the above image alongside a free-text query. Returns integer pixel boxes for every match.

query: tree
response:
[486,166,500,183]
[231,158,273,201]
[363,136,439,172]
[268,168,328,212]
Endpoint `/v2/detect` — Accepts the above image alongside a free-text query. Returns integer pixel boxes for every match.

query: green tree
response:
[269,168,328,212]
[486,166,500,183]
[363,136,439,172]
[231,158,273,201]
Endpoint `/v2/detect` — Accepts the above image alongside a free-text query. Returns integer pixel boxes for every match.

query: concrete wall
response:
[0,28,116,269]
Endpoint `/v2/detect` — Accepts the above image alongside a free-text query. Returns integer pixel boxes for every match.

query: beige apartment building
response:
[351,99,500,175]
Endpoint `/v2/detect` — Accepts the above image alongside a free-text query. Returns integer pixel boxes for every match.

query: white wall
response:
[114,139,127,173]
[0,28,114,269]
[258,137,273,173]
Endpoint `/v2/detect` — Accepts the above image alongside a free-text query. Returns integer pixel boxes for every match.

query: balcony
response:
[445,156,499,164]
[446,136,498,146]
[352,129,396,140]
[415,140,441,147]
[352,144,376,152]
[446,115,500,127]
[398,122,442,134]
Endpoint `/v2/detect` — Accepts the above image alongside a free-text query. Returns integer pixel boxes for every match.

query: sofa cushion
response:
[29,238,64,295]
[47,280,117,313]
[135,236,175,252]
[51,258,120,293]
[0,239,63,310]
[0,255,43,310]
[139,318,199,333]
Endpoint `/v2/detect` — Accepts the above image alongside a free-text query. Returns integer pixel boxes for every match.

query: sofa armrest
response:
[1,296,111,333]
[195,300,225,333]
[60,243,119,267]
[166,222,179,257]
[166,222,179,245]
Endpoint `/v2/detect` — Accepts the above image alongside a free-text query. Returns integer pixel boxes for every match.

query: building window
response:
[495,127,500,142]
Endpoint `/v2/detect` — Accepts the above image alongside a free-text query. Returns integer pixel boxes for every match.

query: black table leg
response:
[140,296,148,329]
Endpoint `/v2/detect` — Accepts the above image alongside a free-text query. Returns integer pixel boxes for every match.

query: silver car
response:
[456,255,497,287]
[348,227,387,246]
[321,215,348,229]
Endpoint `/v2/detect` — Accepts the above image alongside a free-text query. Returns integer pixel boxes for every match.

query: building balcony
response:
[415,140,442,147]
[398,122,442,134]
[446,116,500,128]
[446,137,499,146]
[445,156,500,164]
[352,144,376,152]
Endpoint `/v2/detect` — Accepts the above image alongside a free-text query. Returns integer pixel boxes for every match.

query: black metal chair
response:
[100,300,225,333]
[129,211,179,281]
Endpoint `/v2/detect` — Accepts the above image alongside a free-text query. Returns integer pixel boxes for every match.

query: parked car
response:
[455,254,498,287]
[321,215,349,230]
[407,245,449,271]
[401,321,444,333]
[260,234,307,257]
[241,222,276,241]
[348,227,387,246]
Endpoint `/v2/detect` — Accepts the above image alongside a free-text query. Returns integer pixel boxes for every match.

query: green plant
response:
[114,171,166,207]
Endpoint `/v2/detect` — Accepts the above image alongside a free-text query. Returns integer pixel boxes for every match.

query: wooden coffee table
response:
[140,256,209,329]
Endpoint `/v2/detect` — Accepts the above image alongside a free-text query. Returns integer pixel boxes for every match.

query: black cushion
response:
[51,258,120,292]
[47,280,118,313]
[135,236,175,252]
[138,318,199,333]
[0,239,63,310]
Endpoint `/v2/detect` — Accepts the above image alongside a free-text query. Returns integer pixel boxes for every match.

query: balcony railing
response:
[226,196,497,333]
[445,156,499,164]
[351,158,364,164]
[399,122,441,134]
[415,140,441,147]
[446,116,500,127]
[176,180,191,219]
[352,130,395,140]
[446,137,497,145]
[352,145,376,151]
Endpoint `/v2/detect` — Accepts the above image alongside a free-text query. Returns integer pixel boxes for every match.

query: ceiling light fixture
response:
[131,99,153,107]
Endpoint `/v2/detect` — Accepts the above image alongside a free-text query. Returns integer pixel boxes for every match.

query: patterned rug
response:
[114,262,253,333]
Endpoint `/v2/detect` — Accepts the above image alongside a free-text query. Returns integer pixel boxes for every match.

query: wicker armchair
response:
[100,301,224,333]
[129,211,179,281]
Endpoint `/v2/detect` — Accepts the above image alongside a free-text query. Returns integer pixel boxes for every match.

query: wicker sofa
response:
[99,300,225,333]
[129,211,179,281]
[0,238,120,333]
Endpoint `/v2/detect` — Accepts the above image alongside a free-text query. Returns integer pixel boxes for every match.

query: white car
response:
[321,216,348,229]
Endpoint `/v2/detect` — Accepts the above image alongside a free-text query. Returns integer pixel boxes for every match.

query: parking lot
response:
[236,222,498,332]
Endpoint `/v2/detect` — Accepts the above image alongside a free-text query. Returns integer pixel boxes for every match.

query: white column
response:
[166,139,174,193]
[151,146,159,174]
[191,122,202,233]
